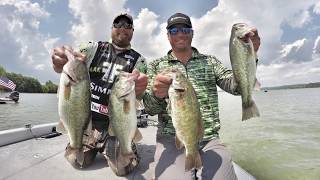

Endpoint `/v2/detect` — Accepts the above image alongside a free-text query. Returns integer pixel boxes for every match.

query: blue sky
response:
[0,0,319,87]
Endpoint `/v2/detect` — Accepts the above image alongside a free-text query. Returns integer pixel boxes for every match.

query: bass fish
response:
[58,49,91,165]
[162,68,203,171]
[229,23,260,121]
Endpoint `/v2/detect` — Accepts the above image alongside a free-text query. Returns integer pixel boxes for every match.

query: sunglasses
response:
[168,27,193,35]
[113,22,133,29]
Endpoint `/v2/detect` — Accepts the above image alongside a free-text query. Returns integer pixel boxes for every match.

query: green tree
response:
[0,65,6,76]
[42,80,58,93]
[1,66,58,93]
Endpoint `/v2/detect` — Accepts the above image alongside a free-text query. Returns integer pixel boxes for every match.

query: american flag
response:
[0,76,16,91]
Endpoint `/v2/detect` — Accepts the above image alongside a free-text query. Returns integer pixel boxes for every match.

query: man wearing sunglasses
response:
[143,13,260,179]
[51,13,148,176]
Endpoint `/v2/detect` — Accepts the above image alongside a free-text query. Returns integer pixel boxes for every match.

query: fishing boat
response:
[0,76,19,104]
[0,117,256,180]
[0,91,19,104]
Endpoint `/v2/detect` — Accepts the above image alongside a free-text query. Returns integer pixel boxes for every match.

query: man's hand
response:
[51,45,72,73]
[239,28,260,53]
[250,28,260,52]
[152,73,172,98]
[132,69,148,98]
[51,45,86,73]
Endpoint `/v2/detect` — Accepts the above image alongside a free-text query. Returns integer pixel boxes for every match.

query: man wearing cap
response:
[142,13,261,179]
[51,13,148,176]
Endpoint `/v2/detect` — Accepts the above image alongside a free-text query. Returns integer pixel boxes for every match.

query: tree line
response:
[0,65,58,93]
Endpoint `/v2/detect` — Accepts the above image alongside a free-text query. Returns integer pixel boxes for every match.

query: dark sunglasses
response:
[168,27,193,35]
[113,22,133,29]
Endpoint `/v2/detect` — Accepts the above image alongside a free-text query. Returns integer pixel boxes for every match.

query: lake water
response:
[0,93,59,130]
[219,88,320,180]
[0,88,319,180]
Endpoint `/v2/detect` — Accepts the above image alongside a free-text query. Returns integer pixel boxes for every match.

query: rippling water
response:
[219,88,320,180]
[0,88,319,179]
[0,93,59,130]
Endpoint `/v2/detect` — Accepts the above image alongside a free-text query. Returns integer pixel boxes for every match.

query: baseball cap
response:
[113,13,133,25]
[166,13,192,29]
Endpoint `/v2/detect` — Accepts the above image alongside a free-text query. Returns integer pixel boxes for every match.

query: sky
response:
[0,0,319,87]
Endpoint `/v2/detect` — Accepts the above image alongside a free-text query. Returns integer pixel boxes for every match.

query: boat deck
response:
[0,126,255,180]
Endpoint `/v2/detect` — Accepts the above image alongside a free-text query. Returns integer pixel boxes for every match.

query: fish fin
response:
[83,117,92,134]
[198,119,204,141]
[75,149,85,167]
[185,151,202,171]
[133,128,143,143]
[57,120,67,134]
[117,81,135,99]
[64,147,85,168]
[175,135,184,150]
[254,78,261,91]
[242,99,260,121]
[108,125,115,136]
[123,99,130,114]
[117,144,136,167]
[64,84,71,100]
[57,86,60,98]
[117,151,136,168]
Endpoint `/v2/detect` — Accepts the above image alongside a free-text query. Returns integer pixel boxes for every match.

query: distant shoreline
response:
[261,82,320,90]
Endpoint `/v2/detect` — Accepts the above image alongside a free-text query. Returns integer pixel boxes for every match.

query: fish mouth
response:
[237,30,255,44]
[117,85,135,99]
[63,70,77,84]
[118,92,130,99]
[238,37,250,43]
[174,88,185,93]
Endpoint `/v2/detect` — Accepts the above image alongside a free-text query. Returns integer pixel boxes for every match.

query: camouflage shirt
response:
[143,47,240,141]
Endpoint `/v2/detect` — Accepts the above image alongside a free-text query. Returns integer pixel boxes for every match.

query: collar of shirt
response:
[108,39,131,51]
[167,47,200,62]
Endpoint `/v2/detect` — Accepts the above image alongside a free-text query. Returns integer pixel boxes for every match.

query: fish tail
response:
[117,151,136,168]
[69,129,84,149]
[64,146,85,168]
[120,144,136,161]
[242,99,260,121]
[185,151,202,171]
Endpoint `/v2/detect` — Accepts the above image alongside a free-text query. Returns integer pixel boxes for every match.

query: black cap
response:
[166,13,192,29]
[113,13,133,25]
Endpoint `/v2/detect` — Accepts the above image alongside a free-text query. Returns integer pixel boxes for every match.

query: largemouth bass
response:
[58,50,91,164]
[109,71,142,166]
[229,23,260,121]
[162,68,203,171]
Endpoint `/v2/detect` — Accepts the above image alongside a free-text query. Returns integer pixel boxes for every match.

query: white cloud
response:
[44,37,60,53]
[68,0,128,46]
[314,1,320,14]
[35,64,45,70]
[1,0,49,18]
[257,59,320,87]
[131,8,170,60]
[280,39,307,57]
[0,0,60,83]
[285,10,311,28]
[65,0,320,87]
[313,36,320,54]
[47,0,57,4]
[279,38,314,63]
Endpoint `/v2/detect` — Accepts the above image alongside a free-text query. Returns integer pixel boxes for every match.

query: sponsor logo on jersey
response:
[91,102,108,115]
